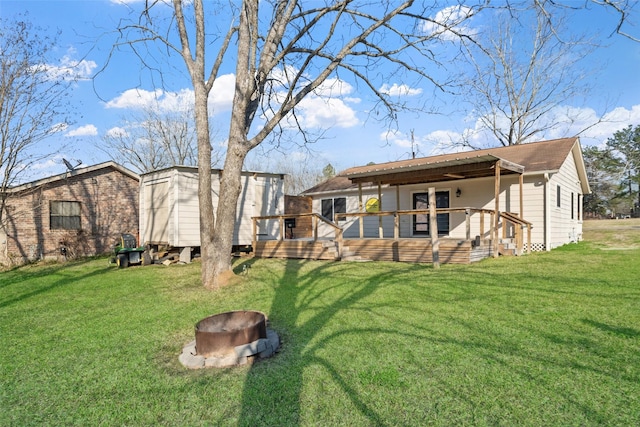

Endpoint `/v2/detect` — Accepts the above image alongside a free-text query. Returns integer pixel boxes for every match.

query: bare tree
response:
[245,149,331,195]
[0,16,76,227]
[109,0,487,288]
[459,1,597,147]
[109,0,638,288]
[99,104,219,173]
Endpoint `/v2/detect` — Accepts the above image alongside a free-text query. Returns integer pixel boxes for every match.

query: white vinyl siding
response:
[548,152,583,248]
[140,168,284,247]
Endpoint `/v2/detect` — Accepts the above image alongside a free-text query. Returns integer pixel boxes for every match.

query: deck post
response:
[465,208,471,240]
[519,174,524,218]
[252,218,257,256]
[429,187,440,269]
[480,211,485,238]
[378,182,383,238]
[493,161,501,258]
[515,223,522,255]
[313,215,318,241]
[358,183,364,238]
[279,215,284,241]
[396,185,401,238]
[527,226,532,254]
[394,212,399,240]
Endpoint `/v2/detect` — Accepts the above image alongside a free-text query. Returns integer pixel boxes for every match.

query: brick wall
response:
[1,167,139,266]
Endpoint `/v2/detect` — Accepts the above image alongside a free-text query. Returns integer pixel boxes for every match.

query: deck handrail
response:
[335,207,497,241]
[499,211,532,255]
[253,208,531,257]
[251,213,343,257]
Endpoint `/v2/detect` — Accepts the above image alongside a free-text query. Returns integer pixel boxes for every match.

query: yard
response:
[1,220,639,426]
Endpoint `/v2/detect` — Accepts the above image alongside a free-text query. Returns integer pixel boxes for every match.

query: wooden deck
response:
[252,208,528,265]
[254,237,494,264]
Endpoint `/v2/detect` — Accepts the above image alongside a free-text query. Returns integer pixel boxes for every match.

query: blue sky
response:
[2,0,640,179]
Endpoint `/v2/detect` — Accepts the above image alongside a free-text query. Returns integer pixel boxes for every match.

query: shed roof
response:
[303,137,587,194]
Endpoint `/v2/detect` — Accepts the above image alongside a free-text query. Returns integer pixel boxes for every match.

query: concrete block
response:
[234,338,267,357]
[179,246,192,264]
[179,352,205,369]
[205,353,244,368]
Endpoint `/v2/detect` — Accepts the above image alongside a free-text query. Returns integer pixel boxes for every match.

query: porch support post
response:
[395,185,401,239]
[313,215,318,241]
[279,215,284,241]
[493,161,501,258]
[378,182,383,238]
[480,211,485,238]
[358,183,364,238]
[429,187,440,269]
[465,208,471,240]
[519,173,524,218]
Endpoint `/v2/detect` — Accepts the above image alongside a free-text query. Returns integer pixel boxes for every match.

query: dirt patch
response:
[583,219,640,249]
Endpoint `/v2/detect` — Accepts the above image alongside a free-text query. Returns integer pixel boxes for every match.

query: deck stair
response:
[498,238,518,256]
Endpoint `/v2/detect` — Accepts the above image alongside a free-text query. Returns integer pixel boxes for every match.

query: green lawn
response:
[1,221,639,426]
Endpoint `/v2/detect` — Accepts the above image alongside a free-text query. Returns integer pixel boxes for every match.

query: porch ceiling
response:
[346,155,524,186]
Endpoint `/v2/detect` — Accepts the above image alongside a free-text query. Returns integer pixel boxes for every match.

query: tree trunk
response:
[209,136,249,288]
[193,80,216,289]
[205,0,256,288]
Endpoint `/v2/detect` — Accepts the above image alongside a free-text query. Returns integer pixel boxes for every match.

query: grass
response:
[1,220,639,426]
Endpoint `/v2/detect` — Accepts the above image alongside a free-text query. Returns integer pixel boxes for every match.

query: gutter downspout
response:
[544,173,551,251]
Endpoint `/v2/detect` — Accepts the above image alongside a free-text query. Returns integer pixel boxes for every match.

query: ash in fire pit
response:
[179,310,280,369]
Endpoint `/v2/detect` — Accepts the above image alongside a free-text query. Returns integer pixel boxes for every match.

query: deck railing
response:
[335,208,496,241]
[499,211,533,255]
[252,213,344,257]
[252,208,531,260]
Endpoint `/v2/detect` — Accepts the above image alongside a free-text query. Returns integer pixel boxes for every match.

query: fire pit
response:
[195,310,267,357]
[179,310,279,369]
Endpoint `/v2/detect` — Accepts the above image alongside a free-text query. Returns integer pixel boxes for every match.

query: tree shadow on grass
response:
[582,319,640,338]
[235,259,426,426]
[0,259,112,308]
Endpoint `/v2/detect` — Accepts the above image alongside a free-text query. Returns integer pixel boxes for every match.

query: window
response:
[413,191,450,236]
[321,197,346,222]
[556,185,561,208]
[571,192,574,219]
[50,201,81,230]
[578,194,582,220]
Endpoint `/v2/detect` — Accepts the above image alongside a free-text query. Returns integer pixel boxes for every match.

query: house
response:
[0,162,140,266]
[139,166,285,261]
[252,137,591,264]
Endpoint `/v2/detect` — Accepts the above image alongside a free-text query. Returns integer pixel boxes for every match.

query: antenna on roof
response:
[62,158,82,171]
[411,129,416,159]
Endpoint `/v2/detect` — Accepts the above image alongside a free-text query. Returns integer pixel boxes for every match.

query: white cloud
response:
[258,67,361,130]
[379,83,423,97]
[38,49,97,81]
[105,88,165,109]
[406,103,640,154]
[297,96,360,129]
[66,124,98,137]
[105,74,236,115]
[105,126,128,138]
[422,5,476,41]
[380,130,413,148]
[314,78,355,98]
[31,156,64,171]
[209,74,236,113]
